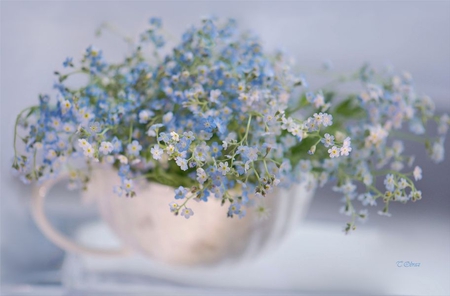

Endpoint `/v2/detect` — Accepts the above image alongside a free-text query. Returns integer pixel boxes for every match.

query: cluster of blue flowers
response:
[12,17,448,232]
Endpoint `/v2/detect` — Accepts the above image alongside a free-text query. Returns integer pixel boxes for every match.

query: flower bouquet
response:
[12,17,448,239]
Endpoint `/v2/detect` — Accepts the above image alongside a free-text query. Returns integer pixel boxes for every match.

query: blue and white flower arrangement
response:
[12,17,448,233]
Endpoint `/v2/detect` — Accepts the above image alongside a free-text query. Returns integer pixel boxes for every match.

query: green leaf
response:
[334,95,365,118]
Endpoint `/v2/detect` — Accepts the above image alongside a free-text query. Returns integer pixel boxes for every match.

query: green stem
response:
[13,106,37,164]
[33,149,37,180]
[128,123,133,143]
[252,165,260,180]
[100,127,111,136]
[263,160,270,177]
[242,115,252,145]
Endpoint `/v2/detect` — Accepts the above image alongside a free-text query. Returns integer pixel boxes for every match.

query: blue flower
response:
[213,117,227,134]
[88,121,101,134]
[241,147,258,162]
[63,57,73,68]
[227,202,241,217]
[149,17,162,28]
[176,156,188,171]
[177,137,191,152]
[196,190,210,202]
[112,137,122,153]
[211,142,222,157]
[183,131,195,141]
[211,171,225,187]
[175,186,188,199]
[235,165,245,175]
[11,17,447,229]
[199,116,216,133]
[181,207,194,219]
[158,132,170,143]
[119,165,130,177]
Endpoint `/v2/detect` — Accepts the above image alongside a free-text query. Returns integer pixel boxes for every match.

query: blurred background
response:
[1,1,449,295]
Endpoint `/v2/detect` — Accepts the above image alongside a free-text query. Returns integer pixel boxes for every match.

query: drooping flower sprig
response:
[12,17,448,232]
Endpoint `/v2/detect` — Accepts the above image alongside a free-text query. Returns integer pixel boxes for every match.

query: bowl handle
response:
[31,175,131,257]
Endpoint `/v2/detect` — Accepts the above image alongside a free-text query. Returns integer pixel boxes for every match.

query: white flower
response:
[362,173,373,186]
[313,93,325,108]
[323,159,338,171]
[45,149,57,160]
[78,139,90,150]
[181,207,194,219]
[343,137,351,148]
[313,113,323,125]
[51,118,61,129]
[358,209,369,223]
[321,133,335,148]
[218,162,230,175]
[222,140,228,150]
[328,146,340,158]
[322,113,333,127]
[99,141,113,155]
[288,123,302,137]
[62,123,75,133]
[181,70,190,79]
[170,131,180,142]
[384,174,395,192]
[366,125,388,147]
[299,160,311,172]
[105,155,115,164]
[238,92,250,104]
[398,178,408,190]
[340,146,352,156]
[113,185,123,197]
[196,168,208,184]
[244,161,251,172]
[139,110,153,124]
[166,145,176,155]
[169,201,179,212]
[61,100,72,113]
[413,166,422,181]
[162,112,173,124]
[151,145,164,160]
[147,128,157,137]
[410,190,422,201]
[359,192,377,206]
[339,205,352,216]
[123,179,133,192]
[430,139,445,163]
[438,114,449,135]
[392,140,404,156]
[83,146,95,158]
[57,140,66,150]
[209,89,221,103]
[117,155,128,164]
[281,116,294,130]
[410,120,425,135]
[341,181,356,195]
[390,161,404,172]
[377,210,392,217]
[78,108,94,123]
